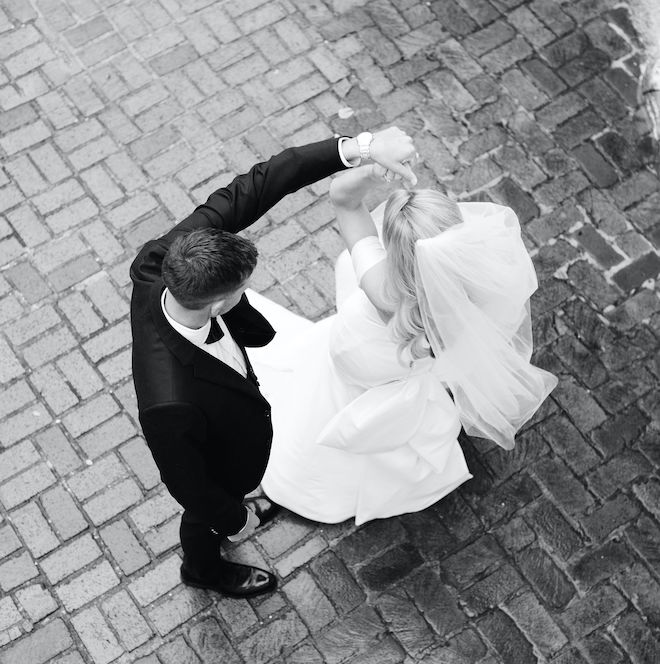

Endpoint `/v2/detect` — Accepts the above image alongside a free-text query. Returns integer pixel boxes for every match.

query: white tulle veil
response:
[414,201,558,450]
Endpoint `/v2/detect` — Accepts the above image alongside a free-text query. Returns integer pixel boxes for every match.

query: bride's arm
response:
[330,166,395,315]
[329,165,382,249]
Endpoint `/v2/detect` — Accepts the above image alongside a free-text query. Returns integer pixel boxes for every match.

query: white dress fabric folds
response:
[248,201,555,525]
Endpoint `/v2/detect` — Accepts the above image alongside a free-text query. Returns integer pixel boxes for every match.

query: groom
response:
[130,127,416,598]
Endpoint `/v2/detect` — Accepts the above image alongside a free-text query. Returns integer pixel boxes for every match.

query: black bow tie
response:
[205,317,224,344]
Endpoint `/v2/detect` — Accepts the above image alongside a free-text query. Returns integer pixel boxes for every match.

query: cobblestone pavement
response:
[0,0,659,663]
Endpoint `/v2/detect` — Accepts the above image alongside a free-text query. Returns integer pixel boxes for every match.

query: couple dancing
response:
[130,127,557,599]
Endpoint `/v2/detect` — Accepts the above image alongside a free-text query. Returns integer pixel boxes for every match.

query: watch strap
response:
[357,132,373,161]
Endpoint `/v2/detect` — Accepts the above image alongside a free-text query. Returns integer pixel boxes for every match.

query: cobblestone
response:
[118,437,160,490]
[77,413,136,459]
[463,563,525,615]
[5,261,51,303]
[310,550,365,615]
[312,606,386,664]
[509,590,568,654]
[572,538,635,590]
[34,426,81,476]
[478,609,535,664]
[128,554,181,606]
[0,440,39,482]
[0,551,39,591]
[148,586,211,636]
[283,570,337,631]
[274,533,326,578]
[55,560,120,611]
[376,588,435,658]
[70,607,124,664]
[101,590,152,650]
[83,477,143,526]
[15,583,58,621]
[0,524,21,559]
[0,462,56,510]
[443,535,505,588]
[0,405,51,447]
[41,484,87,540]
[99,519,150,576]
[5,204,50,247]
[11,500,59,557]
[562,584,627,640]
[0,618,72,664]
[517,546,576,609]
[40,533,101,583]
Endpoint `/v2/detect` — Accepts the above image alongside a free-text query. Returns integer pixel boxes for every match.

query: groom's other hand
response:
[226,507,260,542]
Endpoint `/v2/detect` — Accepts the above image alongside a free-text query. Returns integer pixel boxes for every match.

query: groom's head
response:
[162,228,258,313]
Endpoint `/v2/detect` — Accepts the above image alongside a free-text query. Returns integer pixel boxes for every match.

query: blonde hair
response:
[381,189,463,362]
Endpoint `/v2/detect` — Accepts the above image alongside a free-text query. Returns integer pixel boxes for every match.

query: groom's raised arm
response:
[197,127,417,235]
[196,138,346,234]
[160,137,347,243]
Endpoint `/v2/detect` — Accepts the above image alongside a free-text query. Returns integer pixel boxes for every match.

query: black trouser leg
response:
[179,510,224,579]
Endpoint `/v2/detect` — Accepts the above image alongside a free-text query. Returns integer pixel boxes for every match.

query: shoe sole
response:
[180,572,277,599]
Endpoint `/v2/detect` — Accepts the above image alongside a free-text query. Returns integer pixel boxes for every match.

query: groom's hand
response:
[226,507,260,542]
[369,127,418,186]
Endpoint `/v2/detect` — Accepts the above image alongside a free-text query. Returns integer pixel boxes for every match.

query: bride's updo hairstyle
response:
[382,189,463,361]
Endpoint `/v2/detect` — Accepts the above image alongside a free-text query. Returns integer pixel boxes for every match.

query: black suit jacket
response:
[130,138,347,535]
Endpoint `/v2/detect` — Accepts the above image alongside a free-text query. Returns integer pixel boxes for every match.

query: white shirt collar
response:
[161,288,214,346]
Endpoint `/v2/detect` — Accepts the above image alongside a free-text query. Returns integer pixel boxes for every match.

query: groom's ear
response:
[209,296,227,309]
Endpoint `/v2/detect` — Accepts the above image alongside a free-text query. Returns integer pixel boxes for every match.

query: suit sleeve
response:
[130,138,346,286]
[138,401,247,535]
[191,137,346,234]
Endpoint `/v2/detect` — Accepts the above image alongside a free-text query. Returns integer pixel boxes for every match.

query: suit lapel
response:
[148,281,267,403]
[222,294,276,348]
[191,350,266,402]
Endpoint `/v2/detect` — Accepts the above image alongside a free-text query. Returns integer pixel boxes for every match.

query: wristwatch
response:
[356,131,373,163]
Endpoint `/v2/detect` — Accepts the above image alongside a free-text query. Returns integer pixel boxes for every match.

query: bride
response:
[247,164,557,525]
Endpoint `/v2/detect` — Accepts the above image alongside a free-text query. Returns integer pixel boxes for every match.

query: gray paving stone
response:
[70,607,124,664]
[55,560,120,611]
[0,618,72,664]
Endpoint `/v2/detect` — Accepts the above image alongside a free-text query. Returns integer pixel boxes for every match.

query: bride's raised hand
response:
[372,162,415,185]
[369,127,418,186]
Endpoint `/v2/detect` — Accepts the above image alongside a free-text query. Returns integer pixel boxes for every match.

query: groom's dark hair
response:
[162,228,258,309]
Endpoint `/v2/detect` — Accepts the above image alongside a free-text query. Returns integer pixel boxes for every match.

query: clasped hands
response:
[368,126,419,187]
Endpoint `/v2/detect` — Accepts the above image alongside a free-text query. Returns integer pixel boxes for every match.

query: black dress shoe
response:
[180,560,276,598]
[244,495,281,526]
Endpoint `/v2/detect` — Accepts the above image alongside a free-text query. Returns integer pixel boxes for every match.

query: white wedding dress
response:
[247,206,472,526]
